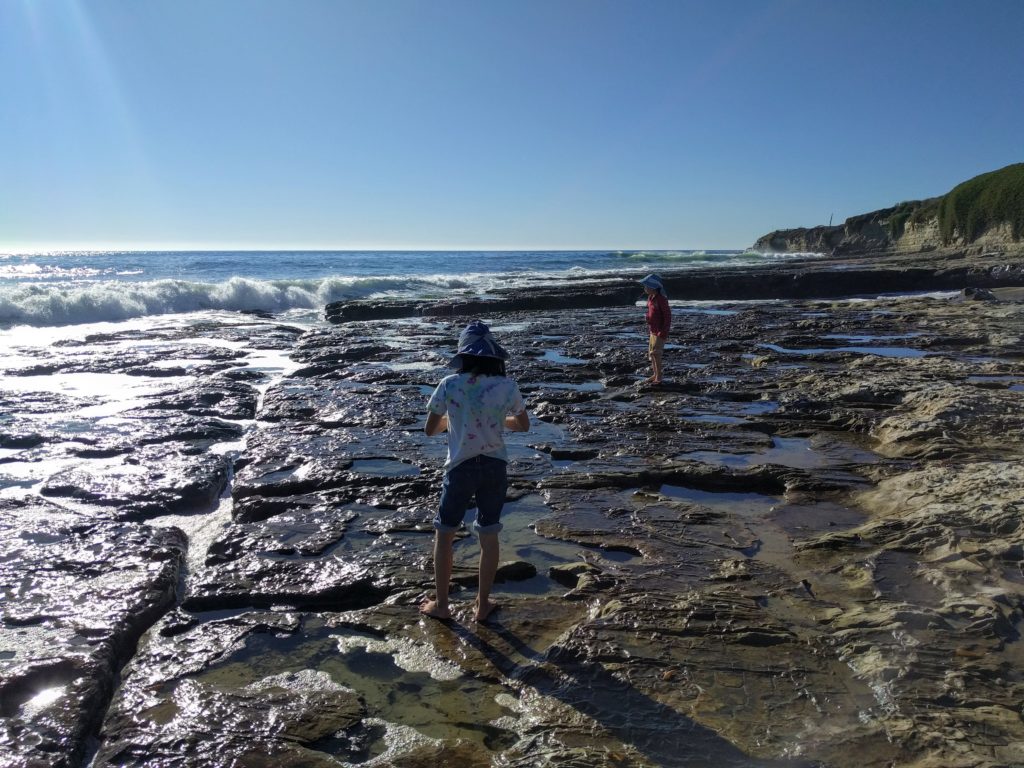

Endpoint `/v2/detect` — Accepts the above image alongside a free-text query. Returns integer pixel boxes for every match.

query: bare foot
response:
[474,599,499,623]
[419,599,452,620]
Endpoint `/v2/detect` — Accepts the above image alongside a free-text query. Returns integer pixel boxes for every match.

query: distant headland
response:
[326,164,1024,322]
[754,162,1024,257]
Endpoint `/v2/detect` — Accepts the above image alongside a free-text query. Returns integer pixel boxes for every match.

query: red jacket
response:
[646,293,671,338]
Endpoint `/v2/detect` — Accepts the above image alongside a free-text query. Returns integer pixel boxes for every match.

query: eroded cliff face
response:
[893,218,942,254]
[955,220,1024,253]
[754,205,899,256]
[756,213,1023,256]
[754,224,846,254]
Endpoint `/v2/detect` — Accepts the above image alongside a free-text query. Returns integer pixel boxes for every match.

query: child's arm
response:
[504,410,530,432]
[425,412,448,436]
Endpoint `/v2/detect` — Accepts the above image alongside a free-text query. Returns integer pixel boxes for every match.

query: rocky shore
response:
[327,250,1024,322]
[2,272,1024,766]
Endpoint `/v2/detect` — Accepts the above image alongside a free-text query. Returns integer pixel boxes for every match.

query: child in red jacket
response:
[640,273,671,384]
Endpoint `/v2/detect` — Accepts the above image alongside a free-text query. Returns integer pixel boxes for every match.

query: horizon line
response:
[2,244,750,255]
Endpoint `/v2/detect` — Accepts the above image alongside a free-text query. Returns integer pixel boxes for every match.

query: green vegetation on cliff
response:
[885,198,941,239]
[755,162,1024,254]
[939,163,1024,243]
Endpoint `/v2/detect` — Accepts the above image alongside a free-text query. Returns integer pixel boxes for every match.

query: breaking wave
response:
[0,250,832,328]
[0,275,473,328]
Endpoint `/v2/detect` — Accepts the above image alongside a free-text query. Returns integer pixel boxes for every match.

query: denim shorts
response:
[434,454,508,534]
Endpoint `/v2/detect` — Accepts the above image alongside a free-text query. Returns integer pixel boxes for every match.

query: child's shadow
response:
[450,619,820,768]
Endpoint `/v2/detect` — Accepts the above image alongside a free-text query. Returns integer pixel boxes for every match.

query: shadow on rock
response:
[454,621,819,768]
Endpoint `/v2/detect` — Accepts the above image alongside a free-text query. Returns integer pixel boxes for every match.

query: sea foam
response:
[0,275,469,328]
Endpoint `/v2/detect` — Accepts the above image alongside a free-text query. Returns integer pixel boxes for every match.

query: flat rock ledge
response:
[3,293,1024,767]
[326,251,1024,322]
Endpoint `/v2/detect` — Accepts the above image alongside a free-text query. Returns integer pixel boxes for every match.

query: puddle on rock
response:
[658,485,781,558]
[506,417,565,449]
[374,361,439,372]
[576,544,639,563]
[527,381,605,393]
[449,494,590,596]
[19,685,67,717]
[678,436,878,470]
[682,414,747,425]
[760,343,929,359]
[487,322,531,334]
[659,485,778,512]
[539,350,587,365]
[767,501,865,536]
[966,375,1024,391]
[737,400,779,415]
[673,307,739,316]
[871,551,945,605]
[350,459,421,478]
[821,333,922,342]
[194,622,520,761]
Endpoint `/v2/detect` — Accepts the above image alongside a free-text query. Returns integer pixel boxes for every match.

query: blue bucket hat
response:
[449,320,510,368]
[639,273,667,297]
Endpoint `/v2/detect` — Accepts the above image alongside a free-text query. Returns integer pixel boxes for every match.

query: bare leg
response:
[475,532,500,621]
[652,352,663,383]
[420,530,455,619]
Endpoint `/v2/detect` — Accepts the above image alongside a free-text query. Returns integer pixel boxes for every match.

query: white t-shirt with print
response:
[427,373,526,471]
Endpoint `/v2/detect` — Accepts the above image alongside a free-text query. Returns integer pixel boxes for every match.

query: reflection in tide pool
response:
[451,493,588,597]
[677,436,878,469]
[195,622,520,761]
[659,484,777,511]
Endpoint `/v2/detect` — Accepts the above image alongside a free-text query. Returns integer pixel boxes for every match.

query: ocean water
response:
[0,249,817,329]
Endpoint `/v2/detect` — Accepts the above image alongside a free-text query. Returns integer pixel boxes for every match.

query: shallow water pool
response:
[350,459,421,478]
[759,343,929,359]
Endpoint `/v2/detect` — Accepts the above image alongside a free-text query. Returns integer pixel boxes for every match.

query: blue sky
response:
[1,0,1021,251]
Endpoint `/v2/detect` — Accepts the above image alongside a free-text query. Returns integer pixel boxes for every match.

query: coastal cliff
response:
[755,162,1024,256]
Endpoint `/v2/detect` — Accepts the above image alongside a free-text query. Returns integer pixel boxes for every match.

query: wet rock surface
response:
[0,498,184,767]
[40,443,230,521]
[2,293,1024,766]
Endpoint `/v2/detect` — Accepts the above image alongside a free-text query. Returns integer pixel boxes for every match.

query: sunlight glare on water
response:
[20,686,66,716]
